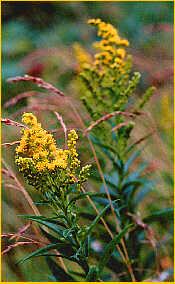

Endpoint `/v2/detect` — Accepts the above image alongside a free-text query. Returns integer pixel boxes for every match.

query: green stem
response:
[45,175,89,277]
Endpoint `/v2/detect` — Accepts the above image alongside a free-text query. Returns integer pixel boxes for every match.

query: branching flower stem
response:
[7,75,136,281]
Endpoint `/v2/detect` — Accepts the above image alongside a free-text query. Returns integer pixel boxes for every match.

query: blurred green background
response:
[2,1,174,281]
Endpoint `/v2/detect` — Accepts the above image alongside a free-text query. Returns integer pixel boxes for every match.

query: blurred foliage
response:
[2,1,173,282]
[2,1,173,104]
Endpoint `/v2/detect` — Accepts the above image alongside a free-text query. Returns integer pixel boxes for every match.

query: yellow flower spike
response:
[88,18,101,25]
[47,162,56,171]
[118,39,129,47]
[73,43,92,70]
[117,48,126,59]
[36,161,47,172]
[16,113,91,195]
[55,149,68,169]
[22,112,38,127]
[67,130,80,177]
[16,113,69,173]
[33,152,40,160]
[84,19,129,72]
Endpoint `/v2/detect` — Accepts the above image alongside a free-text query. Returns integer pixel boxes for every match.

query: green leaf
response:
[90,172,119,192]
[113,157,124,174]
[123,178,153,206]
[85,266,99,282]
[40,227,76,256]
[67,192,118,209]
[19,215,66,226]
[83,200,118,240]
[27,252,74,261]
[89,134,117,156]
[122,180,143,191]
[104,172,119,187]
[79,235,90,259]
[40,226,63,243]
[63,226,77,239]
[124,162,147,181]
[134,186,152,204]
[46,256,76,282]
[17,243,66,264]
[19,215,75,244]
[95,147,123,174]
[122,177,153,195]
[143,208,174,223]
[26,251,89,274]
[33,200,50,205]
[124,149,141,174]
[98,224,133,275]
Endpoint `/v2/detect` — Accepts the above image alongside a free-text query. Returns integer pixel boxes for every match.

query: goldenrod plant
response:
[15,113,89,195]
[74,19,156,156]
[2,19,173,282]
[9,111,132,281]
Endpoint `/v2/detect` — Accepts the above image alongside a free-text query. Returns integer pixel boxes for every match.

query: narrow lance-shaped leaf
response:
[40,226,76,257]
[123,162,147,182]
[85,265,99,282]
[19,214,67,227]
[82,200,118,240]
[33,200,50,205]
[19,215,75,244]
[143,208,174,223]
[123,149,142,174]
[17,243,66,264]
[98,224,133,275]
[89,135,117,162]
[67,192,118,209]
[90,173,120,192]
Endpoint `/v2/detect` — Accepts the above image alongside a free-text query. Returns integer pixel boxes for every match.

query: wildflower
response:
[22,112,38,126]
[116,48,126,59]
[67,130,81,182]
[87,19,129,73]
[74,19,153,155]
[16,113,68,173]
[73,43,92,70]
[16,113,91,196]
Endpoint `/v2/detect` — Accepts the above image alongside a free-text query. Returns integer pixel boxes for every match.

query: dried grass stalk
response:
[1,118,28,129]
[7,74,65,97]
[4,91,41,108]
[84,111,137,134]
[54,111,67,143]
[2,141,20,147]
[111,120,131,132]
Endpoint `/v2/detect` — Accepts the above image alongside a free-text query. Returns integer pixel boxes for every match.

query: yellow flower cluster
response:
[15,113,91,195]
[88,19,129,46]
[88,18,129,70]
[67,130,81,183]
[16,113,68,173]
[73,43,92,70]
